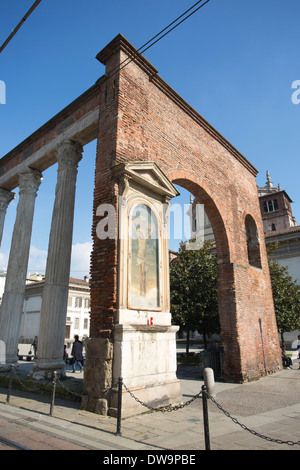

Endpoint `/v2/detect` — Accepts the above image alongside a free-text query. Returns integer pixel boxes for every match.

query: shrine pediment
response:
[111,161,179,200]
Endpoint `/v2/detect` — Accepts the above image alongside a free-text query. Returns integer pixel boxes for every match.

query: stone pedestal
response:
[109,324,182,417]
[32,140,82,379]
[82,325,182,417]
[0,169,42,366]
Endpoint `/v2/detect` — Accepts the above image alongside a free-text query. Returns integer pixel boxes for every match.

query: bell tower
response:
[257,171,296,233]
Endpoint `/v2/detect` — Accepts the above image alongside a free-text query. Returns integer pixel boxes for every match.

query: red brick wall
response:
[91,35,281,382]
[90,50,120,339]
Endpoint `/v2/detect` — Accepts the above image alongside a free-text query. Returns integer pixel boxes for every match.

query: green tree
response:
[268,243,300,344]
[170,240,219,352]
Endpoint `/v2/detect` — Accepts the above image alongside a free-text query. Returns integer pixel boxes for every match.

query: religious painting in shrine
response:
[128,203,160,310]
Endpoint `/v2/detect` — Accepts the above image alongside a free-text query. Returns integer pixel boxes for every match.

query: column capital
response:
[55,140,83,171]
[18,168,42,196]
[0,189,15,212]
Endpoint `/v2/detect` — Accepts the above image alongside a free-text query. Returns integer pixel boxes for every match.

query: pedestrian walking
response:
[71,335,84,373]
[31,336,38,358]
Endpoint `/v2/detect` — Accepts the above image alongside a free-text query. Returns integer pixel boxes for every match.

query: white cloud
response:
[70,241,92,278]
[1,246,48,275]
[27,245,48,275]
[0,241,92,280]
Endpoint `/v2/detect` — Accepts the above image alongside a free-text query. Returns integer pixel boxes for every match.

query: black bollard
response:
[50,371,57,416]
[6,364,14,404]
[116,377,123,436]
[202,385,211,450]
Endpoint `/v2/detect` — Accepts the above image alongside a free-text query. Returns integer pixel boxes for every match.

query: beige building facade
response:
[18,276,90,357]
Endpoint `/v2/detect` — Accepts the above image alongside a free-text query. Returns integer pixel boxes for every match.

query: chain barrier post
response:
[202,385,211,450]
[6,364,14,404]
[50,371,57,416]
[204,367,215,398]
[116,377,123,436]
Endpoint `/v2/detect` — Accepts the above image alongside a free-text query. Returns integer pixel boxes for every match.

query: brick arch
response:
[167,171,241,381]
[0,34,282,416]
[168,170,231,264]
[87,34,281,390]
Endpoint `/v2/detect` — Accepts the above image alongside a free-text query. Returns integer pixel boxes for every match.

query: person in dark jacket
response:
[71,335,84,373]
[31,336,38,358]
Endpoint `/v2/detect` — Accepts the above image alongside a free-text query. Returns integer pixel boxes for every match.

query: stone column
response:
[0,169,42,366]
[32,140,83,379]
[0,188,15,248]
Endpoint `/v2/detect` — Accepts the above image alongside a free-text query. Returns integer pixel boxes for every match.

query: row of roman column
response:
[0,139,83,379]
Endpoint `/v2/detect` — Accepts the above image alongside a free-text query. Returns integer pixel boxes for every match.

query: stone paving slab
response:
[0,361,300,451]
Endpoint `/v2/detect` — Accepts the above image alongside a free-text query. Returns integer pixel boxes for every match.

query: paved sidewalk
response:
[0,361,299,451]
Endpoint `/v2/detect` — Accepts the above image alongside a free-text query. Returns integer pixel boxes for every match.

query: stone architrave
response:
[32,140,83,379]
[0,169,42,366]
[0,188,15,248]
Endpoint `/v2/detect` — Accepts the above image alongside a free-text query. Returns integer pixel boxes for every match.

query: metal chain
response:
[207,392,300,447]
[56,376,83,399]
[122,381,202,412]
[54,377,202,411]
[10,366,52,393]
[0,369,10,378]
[2,367,300,447]
[56,375,116,400]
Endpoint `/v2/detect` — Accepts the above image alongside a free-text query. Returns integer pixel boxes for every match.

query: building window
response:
[84,298,90,309]
[263,199,278,213]
[65,325,71,339]
[74,297,82,308]
[271,224,276,231]
[74,318,79,329]
[83,318,88,329]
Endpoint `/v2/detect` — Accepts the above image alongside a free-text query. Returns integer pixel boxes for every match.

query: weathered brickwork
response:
[91,35,281,384]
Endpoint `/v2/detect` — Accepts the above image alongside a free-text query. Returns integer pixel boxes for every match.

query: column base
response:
[0,362,17,372]
[1,355,18,367]
[30,360,66,380]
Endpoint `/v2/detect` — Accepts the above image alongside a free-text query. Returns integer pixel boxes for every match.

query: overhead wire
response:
[138,0,211,56]
[107,0,212,78]
[0,0,43,54]
[0,0,211,70]
[0,0,212,275]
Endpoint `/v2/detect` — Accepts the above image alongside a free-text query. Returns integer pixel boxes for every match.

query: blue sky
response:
[0,0,299,278]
